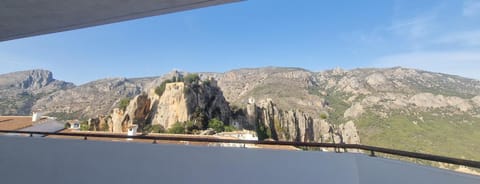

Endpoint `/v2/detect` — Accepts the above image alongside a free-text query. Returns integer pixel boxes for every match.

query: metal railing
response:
[1,129,479,169]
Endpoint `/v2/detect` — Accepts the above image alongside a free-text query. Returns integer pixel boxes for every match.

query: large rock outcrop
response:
[87,115,111,131]
[247,98,360,144]
[151,82,189,129]
[111,108,127,132]
[109,78,232,132]
[124,94,151,130]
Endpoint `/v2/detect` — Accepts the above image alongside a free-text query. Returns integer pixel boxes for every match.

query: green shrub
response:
[155,85,165,97]
[320,113,328,120]
[155,79,173,97]
[142,124,152,133]
[80,122,90,131]
[151,124,165,133]
[168,122,185,134]
[184,73,200,85]
[140,124,164,133]
[224,125,237,132]
[192,108,207,129]
[256,122,271,140]
[172,75,184,82]
[185,121,200,134]
[118,98,131,111]
[208,118,224,132]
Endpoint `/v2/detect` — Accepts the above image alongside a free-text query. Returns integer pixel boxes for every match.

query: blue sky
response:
[1,0,480,84]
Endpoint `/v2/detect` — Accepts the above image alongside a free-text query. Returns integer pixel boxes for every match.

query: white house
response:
[70,121,81,130]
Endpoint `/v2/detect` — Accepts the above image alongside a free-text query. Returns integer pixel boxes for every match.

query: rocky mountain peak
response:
[0,69,75,115]
[0,69,59,90]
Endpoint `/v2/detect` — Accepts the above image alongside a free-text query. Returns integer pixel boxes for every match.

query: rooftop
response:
[20,119,65,134]
[0,116,33,130]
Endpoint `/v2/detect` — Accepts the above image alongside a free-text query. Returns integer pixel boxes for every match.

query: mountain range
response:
[1,67,480,166]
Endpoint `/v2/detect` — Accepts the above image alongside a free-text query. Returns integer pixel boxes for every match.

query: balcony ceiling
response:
[0,0,240,42]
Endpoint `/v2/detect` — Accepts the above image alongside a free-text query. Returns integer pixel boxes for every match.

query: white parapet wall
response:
[32,112,43,122]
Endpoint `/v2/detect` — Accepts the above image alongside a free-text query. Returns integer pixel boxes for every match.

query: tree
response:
[168,122,185,134]
[224,125,237,132]
[256,122,270,140]
[118,98,131,111]
[151,125,165,133]
[80,121,90,131]
[192,107,207,129]
[208,118,224,132]
[184,73,200,85]
[140,124,165,134]
[185,121,200,134]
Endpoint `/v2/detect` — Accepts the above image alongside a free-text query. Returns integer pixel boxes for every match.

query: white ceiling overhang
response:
[0,0,241,41]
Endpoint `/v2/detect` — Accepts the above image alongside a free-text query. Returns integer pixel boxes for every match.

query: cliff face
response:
[215,67,324,117]
[108,78,232,132]
[151,82,189,129]
[0,69,73,91]
[246,98,359,144]
[111,108,127,132]
[184,79,232,127]
[105,78,360,145]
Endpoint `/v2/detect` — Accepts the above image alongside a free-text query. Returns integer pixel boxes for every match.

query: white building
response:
[32,111,43,122]
[127,125,138,136]
[69,121,81,130]
[216,130,258,148]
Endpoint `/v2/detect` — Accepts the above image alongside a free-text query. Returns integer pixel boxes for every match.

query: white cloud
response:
[351,14,436,51]
[355,1,480,80]
[388,2,448,42]
[353,4,443,50]
[463,0,480,17]
[374,51,480,79]
[389,15,434,40]
[434,30,480,46]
